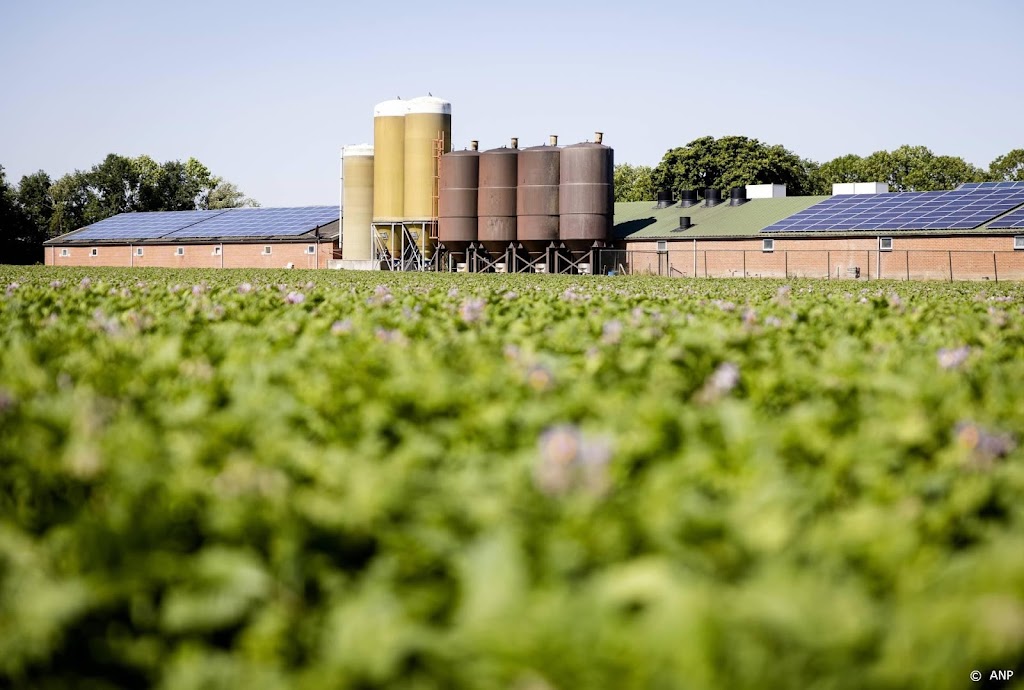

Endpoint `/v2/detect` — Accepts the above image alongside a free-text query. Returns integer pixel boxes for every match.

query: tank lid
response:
[482,146,521,154]
[342,143,374,157]
[407,96,451,115]
[374,99,408,117]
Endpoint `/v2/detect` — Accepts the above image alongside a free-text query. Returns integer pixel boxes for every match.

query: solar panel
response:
[161,206,339,239]
[763,186,1024,233]
[959,181,1024,190]
[988,207,1024,229]
[69,210,229,240]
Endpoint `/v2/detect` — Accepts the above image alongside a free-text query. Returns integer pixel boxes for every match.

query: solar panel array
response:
[959,181,1024,190]
[161,207,341,239]
[763,183,1024,233]
[68,210,229,240]
[67,206,339,241]
[988,207,1024,229]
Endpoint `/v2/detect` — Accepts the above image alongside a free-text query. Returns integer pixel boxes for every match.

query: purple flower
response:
[284,291,305,304]
[238,282,253,294]
[459,297,486,323]
[696,362,740,403]
[601,320,623,345]
[368,285,393,306]
[937,346,971,370]
[955,421,1017,469]
[331,319,353,335]
[535,425,613,497]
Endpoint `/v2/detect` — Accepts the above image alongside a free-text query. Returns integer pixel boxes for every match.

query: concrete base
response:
[329,259,380,271]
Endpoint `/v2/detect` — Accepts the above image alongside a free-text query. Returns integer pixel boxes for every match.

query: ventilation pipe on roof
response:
[671,216,692,231]
[729,186,748,206]
[594,131,604,144]
[510,137,519,149]
[470,140,479,151]
[678,189,699,208]
[655,189,674,209]
[705,188,722,207]
[549,135,558,146]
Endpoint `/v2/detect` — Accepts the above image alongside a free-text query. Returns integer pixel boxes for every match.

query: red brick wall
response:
[624,236,1024,281]
[45,242,334,270]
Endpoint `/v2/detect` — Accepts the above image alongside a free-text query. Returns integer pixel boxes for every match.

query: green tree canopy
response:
[613,164,655,202]
[2,155,257,264]
[652,136,815,198]
[815,146,988,192]
[990,149,1024,182]
[0,166,37,263]
[206,180,260,209]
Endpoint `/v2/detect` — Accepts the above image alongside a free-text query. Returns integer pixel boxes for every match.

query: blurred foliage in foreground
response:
[1,266,1023,690]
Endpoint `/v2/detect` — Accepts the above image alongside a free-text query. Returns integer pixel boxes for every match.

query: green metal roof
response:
[614,197,825,240]
[614,197,1024,240]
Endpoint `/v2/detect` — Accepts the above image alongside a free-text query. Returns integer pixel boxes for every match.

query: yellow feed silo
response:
[372,98,407,222]
[341,144,374,262]
[403,96,452,257]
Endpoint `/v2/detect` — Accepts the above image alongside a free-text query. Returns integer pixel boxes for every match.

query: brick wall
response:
[623,235,1024,281]
[45,242,335,270]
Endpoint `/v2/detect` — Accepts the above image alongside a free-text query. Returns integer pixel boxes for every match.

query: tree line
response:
[1,154,258,264]
[615,137,1024,202]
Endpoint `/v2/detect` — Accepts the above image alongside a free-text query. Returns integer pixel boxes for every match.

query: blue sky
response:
[1,0,1021,207]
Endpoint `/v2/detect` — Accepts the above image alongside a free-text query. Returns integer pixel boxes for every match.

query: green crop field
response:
[1,266,1023,690]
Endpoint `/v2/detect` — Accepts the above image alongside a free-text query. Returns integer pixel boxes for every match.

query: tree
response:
[613,164,655,202]
[49,171,97,237]
[990,149,1024,181]
[852,146,986,192]
[0,165,36,264]
[652,136,814,198]
[17,171,53,241]
[206,180,260,209]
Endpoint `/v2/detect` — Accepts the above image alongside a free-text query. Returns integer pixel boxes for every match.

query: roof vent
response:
[655,189,674,209]
[729,186,748,206]
[671,216,692,232]
[594,131,604,144]
[549,135,558,146]
[470,140,479,151]
[705,188,722,207]
[678,189,699,208]
[510,137,519,149]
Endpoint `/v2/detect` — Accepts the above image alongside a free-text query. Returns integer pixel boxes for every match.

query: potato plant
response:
[1,266,1023,690]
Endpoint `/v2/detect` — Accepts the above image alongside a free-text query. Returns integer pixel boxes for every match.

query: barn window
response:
[213,246,222,256]
[1015,236,1024,251]
[136,247,144,257]
[60,248,69,257]
[656,240,668,253]
[176,247,185,256]
[879,237,893,252]
[262,246,272,255]
[306,245,316,254]
[90,248,98,257]
[762,238,774,253]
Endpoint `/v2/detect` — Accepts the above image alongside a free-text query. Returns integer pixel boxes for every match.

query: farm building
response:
[609,182,1024,281]
[43,206,339,270]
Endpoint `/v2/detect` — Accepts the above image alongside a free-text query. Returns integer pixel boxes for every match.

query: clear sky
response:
[2,0,1022,207]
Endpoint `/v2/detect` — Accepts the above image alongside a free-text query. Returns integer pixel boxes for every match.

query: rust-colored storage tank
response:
[438,143,480,254]
[477,144,519,255]
[517,137,561,252]
[559,134,614,250]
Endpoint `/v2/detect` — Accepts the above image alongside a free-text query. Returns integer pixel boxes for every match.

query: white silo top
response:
[407,96,451,115]
[374,99,409,117]
[342,143,374,157]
